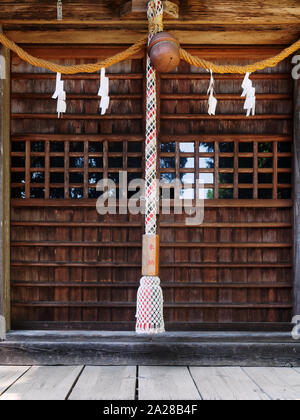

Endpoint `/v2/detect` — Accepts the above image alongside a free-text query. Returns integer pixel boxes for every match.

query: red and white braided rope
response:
[136,0,165,334]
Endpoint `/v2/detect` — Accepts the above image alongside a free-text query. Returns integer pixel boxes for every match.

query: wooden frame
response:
[0,42,11,334]
[294,77,300,317]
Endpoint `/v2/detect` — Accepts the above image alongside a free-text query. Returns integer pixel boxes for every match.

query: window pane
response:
[180,157,194,169]
[50,172,64,184]
[199,188,214,199]
[50,142,64,153]
[278,142,291,153]
[278,188,292,199]
[11,157,25,168]
[109,142,123,153]
[89,173,103,184]
[160,173,175,183]
[181,173,195,184]
[50,157,64,168]
[161,142,175,153]
[258,173,273,184]
[31,157,45,168]
[70,172,84,184]
[128,142,142,153]
[180,188,194,199]
[258,157,273,168]
[258,189,273,199]
[11,187,25,199]
[239,158,253,168]
[278,173,292,184]
[258,142,273,153]
[199,142,214,153]
[239,142,253,153]
[219,142,234,153]
[199,157,214,168]
[278,157,292,168]
[219,173,233,184]
[180,142,194,153]
[70,142,84,153]
[238,173,253,184]
[89,157,103,168]
[50,188,64,199]
[199,173,214,184]
[219,188,233,199]
[160,157,175,169]
[31,142,44,152]
[128,157,141,168]
[219,157,233,168]
[30,172,45,184]
[11,172,25,184]
[89,142,103,153]
[88,188,102,199]
[69,188,84,199]
[30,188,45,199]
[238,189,253,199]
[12,142,25,152]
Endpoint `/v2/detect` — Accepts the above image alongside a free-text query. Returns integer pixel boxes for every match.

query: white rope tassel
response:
[207,69,217,116]
[98,68,110,115]
[135,0,165,335]
[241,72,256,117]
[52,72,66,118]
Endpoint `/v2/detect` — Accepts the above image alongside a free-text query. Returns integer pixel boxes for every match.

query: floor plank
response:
[69,366,136,400]
[243,367,300,400]
[190,367,270,400]
[0,366,31,396]
[139,366,200,400]
[0,366,83,400]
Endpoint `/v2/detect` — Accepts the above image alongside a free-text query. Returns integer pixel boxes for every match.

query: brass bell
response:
[148,31,180,73]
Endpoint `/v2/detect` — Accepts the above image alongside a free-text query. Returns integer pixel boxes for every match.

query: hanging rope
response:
[0,32,147,74]
[135,0,165,335]
[1,29,300,74]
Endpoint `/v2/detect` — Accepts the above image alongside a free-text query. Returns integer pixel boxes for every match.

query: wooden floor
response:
[0,366,299,400]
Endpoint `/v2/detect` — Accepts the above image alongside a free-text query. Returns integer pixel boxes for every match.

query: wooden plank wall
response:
[9,46,293,330]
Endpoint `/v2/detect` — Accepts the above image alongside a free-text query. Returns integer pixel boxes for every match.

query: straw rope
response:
[1,29,300,75]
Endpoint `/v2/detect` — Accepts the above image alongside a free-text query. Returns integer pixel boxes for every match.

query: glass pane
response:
[50,142,64,153]
[180,142,194,153]
[239,142,253,153]
[128,157,142,168]
[70,142,84,153]
[258,157,273,168]
[108,142,123,152]
[180,188,194,199]
[278,188,292,199]
[31,142,44,152]
[160,157,175,169]
[219,142,234,153]
[30,172,45,184]
[31,157,45,168]
[50,188,64,199]
[278,157,292,168]
[199,173,214,184]
[12,142,25,152]
[219,157,233,168]
[258,173,273,184]
[181,173,195,184]
[238,173,253,184]
[258,189,273,199]
[89,173,103,184]
[11,157,25,168]
[180,157,194,169]
[239,157,253,168]
[50,157,64,168]
[30,188,45,199]
[70,157,84,168]
[128,142,142,153]
[278,142,291,153]
[108,173,119,183]
[69,188,84,199]
[11,187,25,199]
[199,157,214,169]
[50,172,64,184]
[89,157,103,168]
[11,172,25,184]
[89,142,103,153]
[128,172,142,183]
[258,142,273,153]
[199,188,214,199]
[219,173,233,184]
[161,142,175,153]
[88,188,102,199]
[278,173,292,184]
[70,172,84,184]
[219,188,233,199]
[160,173,175,183]
[238,189,253,199]
[199,142,214,153]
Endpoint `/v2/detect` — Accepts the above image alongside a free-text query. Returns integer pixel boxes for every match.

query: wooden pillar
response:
[0,32,11,338]
[294,76,300,317]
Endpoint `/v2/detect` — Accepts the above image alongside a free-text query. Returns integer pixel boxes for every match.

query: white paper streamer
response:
[98,68,110,115]
[207,70,217,116]
[57,1,63,20]
[0,55,5,79]
[52,72,66,118]
[241,72,256,117]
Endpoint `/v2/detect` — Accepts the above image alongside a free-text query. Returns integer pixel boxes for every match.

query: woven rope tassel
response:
[136,0,165,334]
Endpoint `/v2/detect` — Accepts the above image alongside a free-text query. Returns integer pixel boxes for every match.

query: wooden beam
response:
[120,0,179,18]
[0,30,11,334]
[294,68,300,317]
[5,28,300,45]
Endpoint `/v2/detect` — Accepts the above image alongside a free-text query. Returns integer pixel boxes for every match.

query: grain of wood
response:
[190,367,270,400]
[0,366,83,400]
[0,366,30,396]
[139,366,200,400]
[68,366,136,400]
[243,367,300,400]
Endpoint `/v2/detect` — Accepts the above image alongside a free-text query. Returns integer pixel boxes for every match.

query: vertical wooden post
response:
[0,32,11,337]
[294,75,300,317]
